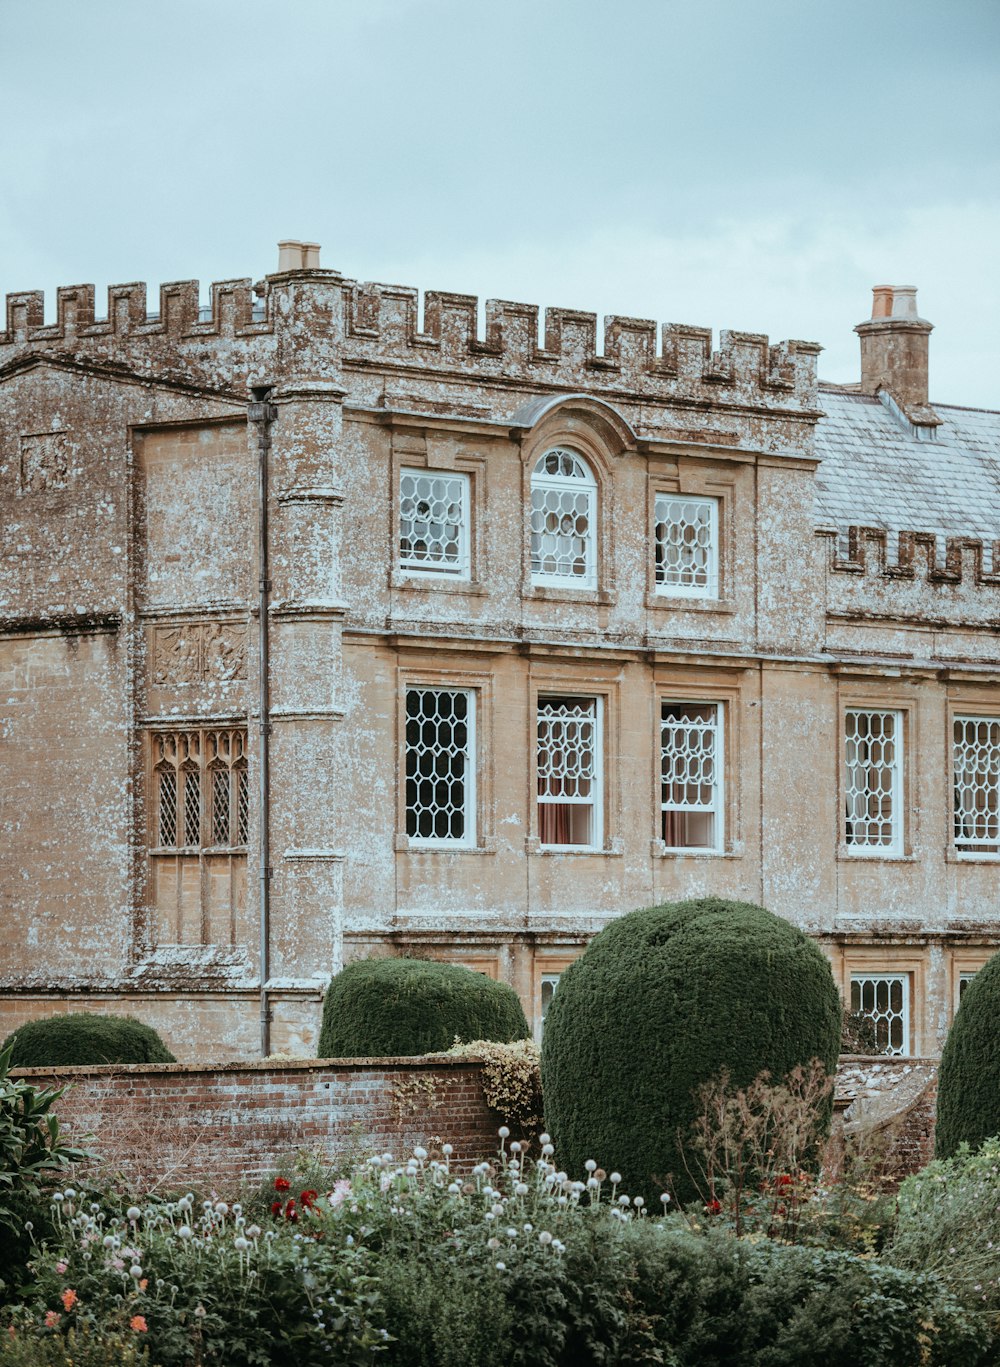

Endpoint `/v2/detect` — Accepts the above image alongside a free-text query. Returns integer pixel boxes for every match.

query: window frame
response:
[535,694,604,851]
[403,685,478,850]
[150,727,249,854]
[951,712,1000,860]
[529,447,598,590]
[659,700,725,854]
[653,492,720,600]
[398,466,472,581]
[842,706,905,858]
[849,972,911,1057]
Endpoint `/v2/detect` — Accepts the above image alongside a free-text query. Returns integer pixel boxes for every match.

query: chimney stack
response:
[855,285,939,430]
[276,240,322,272]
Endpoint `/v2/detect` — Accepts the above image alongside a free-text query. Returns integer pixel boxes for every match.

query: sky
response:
[2,0,999,406]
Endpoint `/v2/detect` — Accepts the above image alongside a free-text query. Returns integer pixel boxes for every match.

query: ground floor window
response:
[850,973,909,1056]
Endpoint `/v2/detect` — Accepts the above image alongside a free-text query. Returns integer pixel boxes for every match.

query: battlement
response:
[342,280,822,411]
[1,261,822,415]
[819,526,1000,585]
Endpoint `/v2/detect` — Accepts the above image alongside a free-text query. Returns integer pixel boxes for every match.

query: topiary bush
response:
[1,1014,176,1069]
[318,958,530,1058]
[541,897,842,1205]
[935,949,1000,1158]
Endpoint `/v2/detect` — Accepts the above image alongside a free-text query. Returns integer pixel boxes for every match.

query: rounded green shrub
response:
[935,950,1000,1158]
[541,897,842,1205]
[1,1013,176,1068]
[318,958,529,1057]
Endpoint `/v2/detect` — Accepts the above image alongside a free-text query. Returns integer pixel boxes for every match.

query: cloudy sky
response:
[3,0,998,405]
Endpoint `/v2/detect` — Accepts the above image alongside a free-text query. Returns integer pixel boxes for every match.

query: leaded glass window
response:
[850,974,909,1056]
[399,469,470,577]
[661,702,723,850]
[654,495,719,598]
[152,728,248,849]
[953,716,1000,855]
[530,448,597,587]
[845,709,902,854]
[405,688,476,845]
[536,696,601,847]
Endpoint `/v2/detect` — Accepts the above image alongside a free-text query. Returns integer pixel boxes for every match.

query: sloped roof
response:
[813,389,1000,543]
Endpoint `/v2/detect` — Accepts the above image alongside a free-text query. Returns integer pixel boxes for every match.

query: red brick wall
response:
[17,1056,499,1193]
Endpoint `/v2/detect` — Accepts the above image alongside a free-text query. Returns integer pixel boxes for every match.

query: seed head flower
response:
[413,1146,427,1160]
[234,1236,249,1251]
[130,1265,143,1280]
[610,1172,621,1185]
[498,1127,510,1139]
[538,1230,553,1245]
[542,1143,555,1157]
[660,1193,671,1206]
[126,1207,141,1222]
[585,1159,597,1172]
[510,1141,522,1153]
[214,1202,229,1216]
[441,1144,453,1156]
[178,1226,193,1240]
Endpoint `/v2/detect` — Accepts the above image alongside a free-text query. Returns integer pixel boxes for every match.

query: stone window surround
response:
[650,670,743,859]
[389,432,488,596]
[947,695,1000,863]
[393,663,496,855]
[950,950,993,1017]
[836,946,926,1058]
[532,951,581,1040]
[524,667,621,856]
[644,457,737,615]
[837,685,916,861]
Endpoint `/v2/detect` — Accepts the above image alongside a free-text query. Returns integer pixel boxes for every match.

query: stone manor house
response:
[1,243,998,1060]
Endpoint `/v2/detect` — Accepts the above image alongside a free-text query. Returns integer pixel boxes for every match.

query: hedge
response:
[1,1014,176,1069]
[935,949,1000,1157]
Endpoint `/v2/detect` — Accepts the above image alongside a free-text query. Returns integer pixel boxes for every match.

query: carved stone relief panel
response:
[151,621,247,685]
[19,431,69,493]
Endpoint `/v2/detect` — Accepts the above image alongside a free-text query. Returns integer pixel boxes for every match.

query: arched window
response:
[529,447,597,588]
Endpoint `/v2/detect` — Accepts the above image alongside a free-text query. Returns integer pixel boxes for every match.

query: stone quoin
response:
[1,244,997,1060]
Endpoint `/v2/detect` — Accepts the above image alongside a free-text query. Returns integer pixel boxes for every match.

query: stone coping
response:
[11,1054,486,1080]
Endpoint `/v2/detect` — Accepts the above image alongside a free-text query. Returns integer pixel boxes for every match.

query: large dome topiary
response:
[935,950,1000,1157]
[541,898,841,1204]
[318,957,530,1058]
[2,1013,176,1068]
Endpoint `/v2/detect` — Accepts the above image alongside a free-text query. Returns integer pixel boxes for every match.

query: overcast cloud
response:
[2,0,998,405]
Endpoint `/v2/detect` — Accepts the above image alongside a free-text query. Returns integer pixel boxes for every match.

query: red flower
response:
[285,1199,298,1223]
[300,1189,318,1209]
[274,1177,291,1192]
[271,1201,283,1217]
[705,1199,722,1215]
[775,1174,792,1189]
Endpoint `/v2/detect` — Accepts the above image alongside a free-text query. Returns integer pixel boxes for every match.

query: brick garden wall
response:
[16,1057,499,1193]
[831,1056,938,1179]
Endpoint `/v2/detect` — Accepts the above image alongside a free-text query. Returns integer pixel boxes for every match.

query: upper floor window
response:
[953,715,1000,856]
[661,702,723,851]
[405,687,476,846]
[844,709,902,855]
[153,728,249,851]
[399,469,470,578]
[530,448,596,588]
[537,696,602,848]
[654,494,719,598]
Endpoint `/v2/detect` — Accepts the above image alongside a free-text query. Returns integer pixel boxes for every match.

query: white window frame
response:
[536,695,603,850]
[654,493,720,600]
[952,714,1000,858]
[539,972,561,1032]
[660,701,724,853]
[844,708,904,857]
[849,973,910,1057]
[399,468,471,579]
[404,687,477,849]
[958,971,978,1006]
[529,448,597,590]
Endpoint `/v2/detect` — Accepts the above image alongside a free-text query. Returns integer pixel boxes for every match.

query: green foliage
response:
[1,1016,175,1069]
[444,1039,543,1133]
[318,958,529,1058]
[0,1323,151,1366]
[541,898,842,1205]
[889,1136,1000,1322]
[935,949,1000,1158]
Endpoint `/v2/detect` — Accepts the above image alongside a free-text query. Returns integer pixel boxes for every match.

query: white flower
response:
[442,1144,453,1156]
[488,1237,500,1249]
[495,1261,506,1271]
[585,1159,597,1172]
[413,1146,427,1160]
[515,1183,529,1197]
[498,1127,510,1139]
[177,1226,192,1240]
[381,1152,394,1165]
[610,1173,621,1185]
[492,1203,505,1216]
[215,1202,229,1216]
[542,1143,555,1157]
[126,1207,142,1222]
[448,1182,461,1194]
[587,1177,600,1189]
[130,1264,143,1279]
[246,1225,261,1239]
[234,1236,249,1251]
[506,1227,518,1238]
[64,1189,76,1199]
[510,1141,522,1154]
[539,1133,551,1145]
[522,1223,533,1233]
[633,1196,644,1208]
[538,1230,553,1245]
[52,1193,64,1204]
[618,1195,630,1207]
[232,1204,242,1216]
[660,1193,671,1205]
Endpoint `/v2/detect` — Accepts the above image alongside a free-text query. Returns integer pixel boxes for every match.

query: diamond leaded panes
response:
[537,696,601,847]
[654,494,719,597]
[152,728,248,849]
[530,448,596,587]
[953,716,1000,854]
[661,702,722,850]
[399,469,470,576]
[845,709,902,853]
[850,974,909,1056]
[405,688,475,844]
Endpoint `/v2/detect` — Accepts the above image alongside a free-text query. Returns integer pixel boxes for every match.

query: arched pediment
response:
[510,393,637,456]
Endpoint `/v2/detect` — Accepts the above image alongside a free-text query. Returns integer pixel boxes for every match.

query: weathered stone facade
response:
[2,245,997,1060]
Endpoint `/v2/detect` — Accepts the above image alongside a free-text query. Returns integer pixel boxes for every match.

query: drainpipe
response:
[249,387,277,1057]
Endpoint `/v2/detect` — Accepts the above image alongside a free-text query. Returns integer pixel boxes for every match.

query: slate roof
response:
[813,389,1000,545]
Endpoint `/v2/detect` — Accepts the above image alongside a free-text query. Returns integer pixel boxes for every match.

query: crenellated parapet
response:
[342,280,821,412]
[819,526,1000,586]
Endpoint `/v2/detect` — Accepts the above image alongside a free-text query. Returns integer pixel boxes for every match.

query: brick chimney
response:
[855,285,940,432]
